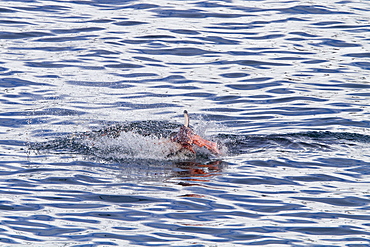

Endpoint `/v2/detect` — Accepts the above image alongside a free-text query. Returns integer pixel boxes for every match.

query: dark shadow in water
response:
[30,121,370,159]
[220,131,370,155]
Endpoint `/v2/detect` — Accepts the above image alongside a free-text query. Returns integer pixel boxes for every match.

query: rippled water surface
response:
[1,0,370,246]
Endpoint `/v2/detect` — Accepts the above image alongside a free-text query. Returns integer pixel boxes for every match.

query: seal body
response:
[171,112,220,155]
[171,125,197,153]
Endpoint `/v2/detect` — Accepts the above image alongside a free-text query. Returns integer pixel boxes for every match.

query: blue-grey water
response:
[1,0,370,246]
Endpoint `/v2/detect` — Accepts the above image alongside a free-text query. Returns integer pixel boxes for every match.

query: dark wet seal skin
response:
[170,110,220,155]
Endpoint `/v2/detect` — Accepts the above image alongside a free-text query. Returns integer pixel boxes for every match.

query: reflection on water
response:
[1,0,370,245]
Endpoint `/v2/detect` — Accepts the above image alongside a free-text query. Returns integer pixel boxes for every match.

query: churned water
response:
[1,0,370,246]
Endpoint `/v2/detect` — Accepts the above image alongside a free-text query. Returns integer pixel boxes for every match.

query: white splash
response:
[80,131,196,161]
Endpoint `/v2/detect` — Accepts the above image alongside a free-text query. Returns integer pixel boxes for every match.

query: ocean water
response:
[1,0,370,246]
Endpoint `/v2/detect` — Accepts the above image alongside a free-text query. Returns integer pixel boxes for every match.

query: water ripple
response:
[1,0,370,245]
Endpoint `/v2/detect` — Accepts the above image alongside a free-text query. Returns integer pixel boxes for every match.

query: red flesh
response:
[171,126,220,155]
